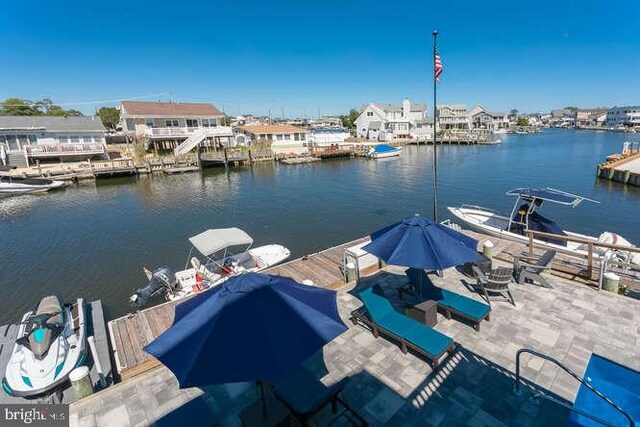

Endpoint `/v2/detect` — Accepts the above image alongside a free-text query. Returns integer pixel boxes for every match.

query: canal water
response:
[1,130,638,324]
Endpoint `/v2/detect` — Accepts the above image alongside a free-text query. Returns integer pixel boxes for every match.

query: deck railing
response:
[524,229,640,278]
[25,143,106,157]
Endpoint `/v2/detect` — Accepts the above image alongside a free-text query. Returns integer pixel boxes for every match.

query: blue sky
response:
[1,0,639,116]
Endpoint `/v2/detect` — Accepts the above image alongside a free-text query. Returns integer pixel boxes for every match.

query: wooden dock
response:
[0,300,113,404]
[105,229,640,382]
[107,237,369,380]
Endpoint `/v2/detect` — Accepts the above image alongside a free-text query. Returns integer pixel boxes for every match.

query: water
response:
[1,129,638,324]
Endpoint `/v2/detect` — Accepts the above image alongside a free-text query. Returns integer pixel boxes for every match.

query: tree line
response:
[0,98,120,129]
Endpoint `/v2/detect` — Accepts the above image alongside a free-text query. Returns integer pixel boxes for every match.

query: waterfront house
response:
[355,99,427,141]
[575,108,608,127]
[306,128,351,148]
[119,101,234,153]
[549,109,576,127]
[412,118,435,142]
[235,124,308,155]
[0,116,108,168]
[468,105,510,130]
[436,104,469,130]
[606,106,640,128]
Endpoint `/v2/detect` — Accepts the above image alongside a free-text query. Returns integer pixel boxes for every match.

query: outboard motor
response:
[129,266,177,307]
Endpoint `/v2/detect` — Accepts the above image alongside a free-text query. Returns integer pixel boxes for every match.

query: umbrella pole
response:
[259,381,268,419]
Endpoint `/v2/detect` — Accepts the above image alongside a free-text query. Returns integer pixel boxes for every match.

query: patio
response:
[71,265,640,426]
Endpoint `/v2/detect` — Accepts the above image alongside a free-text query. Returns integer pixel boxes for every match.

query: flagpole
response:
[432,30,438,222]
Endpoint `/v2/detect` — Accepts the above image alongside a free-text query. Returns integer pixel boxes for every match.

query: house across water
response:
[0,116,108,168]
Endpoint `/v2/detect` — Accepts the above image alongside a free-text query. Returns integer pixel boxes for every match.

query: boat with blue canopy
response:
[448,187,640,265]
[366,144,403,159]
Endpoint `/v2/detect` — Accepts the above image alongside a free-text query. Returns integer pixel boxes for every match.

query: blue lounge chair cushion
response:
[402,324,454,358]
[446,296,491,321]
[376,311,422,336]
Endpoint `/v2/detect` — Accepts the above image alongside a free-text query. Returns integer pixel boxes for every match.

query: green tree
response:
[509,108,519,119]
[516,117,530,127]
[96,106,120,129]
[0,98,40,116]
[220,115,232,126]
[339,108,360,132]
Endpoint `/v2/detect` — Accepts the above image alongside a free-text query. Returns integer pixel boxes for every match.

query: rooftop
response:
[71,259,640,426]
[120,101,223,117]
[0,116,105,132]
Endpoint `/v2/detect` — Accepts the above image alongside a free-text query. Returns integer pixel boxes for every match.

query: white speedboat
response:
[130,227,291,306]
[367,144,403,159]
[2,297,87,397]
[448,188,640,265]
[0,166,65,198]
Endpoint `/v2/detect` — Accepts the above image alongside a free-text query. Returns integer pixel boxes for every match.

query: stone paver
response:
[70,265,640,426]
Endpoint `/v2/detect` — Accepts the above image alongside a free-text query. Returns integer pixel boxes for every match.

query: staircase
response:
[6,152,28,168]
[174,131,207,156]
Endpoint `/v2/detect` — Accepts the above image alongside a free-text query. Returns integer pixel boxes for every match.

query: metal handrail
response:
[514,348,635,427]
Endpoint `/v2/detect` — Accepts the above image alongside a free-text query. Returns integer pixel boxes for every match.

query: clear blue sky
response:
[1,0,639,116]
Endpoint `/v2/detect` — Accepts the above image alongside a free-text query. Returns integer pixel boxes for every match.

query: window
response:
[70,135,80,143]
[186,119,198,127]
[276,134,283,141]
[202,119,209,127]
[6,135,19,151]
[294,133,300,141]
[284,134,291,140]
[125,119,134,130]
[165,119,179,127]
[28,135,38,145]
[58,136,68,144]
[367,111,373,117]
[146,119,154,128]
[300,134,305,141]
[0,135,5,147]
[267,134,273,141]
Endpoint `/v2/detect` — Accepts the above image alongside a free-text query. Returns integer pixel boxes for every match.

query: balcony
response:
[147,126,234,139]
[25,143,107,157]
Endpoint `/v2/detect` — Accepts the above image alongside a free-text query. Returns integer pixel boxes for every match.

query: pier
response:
[596,141,640,187]
[105,228,640,383]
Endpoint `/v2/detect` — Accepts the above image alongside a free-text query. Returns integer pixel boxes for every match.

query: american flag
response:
[434,51,443,82]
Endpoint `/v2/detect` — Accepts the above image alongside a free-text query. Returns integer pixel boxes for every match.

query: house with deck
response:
[468,105,510,130]
[436,104,469,130]
[606,106,640,128]
[0,116,108,168]
[119,101,234,154]
[354,99,427,141]
[235,125,308,155]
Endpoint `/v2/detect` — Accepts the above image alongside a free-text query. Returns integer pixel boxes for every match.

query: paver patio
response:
[71,265,640,426]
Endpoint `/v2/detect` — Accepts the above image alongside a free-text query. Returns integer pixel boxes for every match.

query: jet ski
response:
[2,296,87,397]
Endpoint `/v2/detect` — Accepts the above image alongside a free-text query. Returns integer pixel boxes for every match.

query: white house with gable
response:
[355,99,427,141]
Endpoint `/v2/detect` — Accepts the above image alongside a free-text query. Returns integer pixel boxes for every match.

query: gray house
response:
[0,116,108,167]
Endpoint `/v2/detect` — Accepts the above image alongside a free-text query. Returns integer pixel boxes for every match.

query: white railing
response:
[148,126,234,138]
[25,143,106,157]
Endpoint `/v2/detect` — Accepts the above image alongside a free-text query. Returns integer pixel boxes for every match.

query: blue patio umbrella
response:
[144,272,347,415]
[363,214,483,296]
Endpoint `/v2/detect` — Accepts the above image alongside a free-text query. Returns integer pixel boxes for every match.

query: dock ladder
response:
[514,348,635,426]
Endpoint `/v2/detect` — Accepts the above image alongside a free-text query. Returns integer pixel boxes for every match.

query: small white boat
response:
[0,166,65,197]
[367,144,403,159]
[492,129,509,135]
[130,227,291,306]
[448,188,640,265]
[2,297,87,397]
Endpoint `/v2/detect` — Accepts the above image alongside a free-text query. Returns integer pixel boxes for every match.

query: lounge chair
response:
[350,287,455,368]
[472,266,515,306]
[513,250,556,288]
[271,368,368,427]
[405,268,491,331]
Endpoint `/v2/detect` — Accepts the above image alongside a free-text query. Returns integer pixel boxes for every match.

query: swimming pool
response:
[569,354,640,426]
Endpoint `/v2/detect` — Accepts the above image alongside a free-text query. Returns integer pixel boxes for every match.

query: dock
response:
[0,300,113,404]
[597,141,640,187]
[105,228,640,383]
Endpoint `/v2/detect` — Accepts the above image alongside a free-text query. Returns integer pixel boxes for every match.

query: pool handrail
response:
[514,348,635,427]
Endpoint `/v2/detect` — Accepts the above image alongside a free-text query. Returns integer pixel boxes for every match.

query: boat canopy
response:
[189,228,254,257]
[373,144,398,153]
[506,188,598,207]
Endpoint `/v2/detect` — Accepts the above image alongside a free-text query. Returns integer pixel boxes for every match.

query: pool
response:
[569,354,640,426]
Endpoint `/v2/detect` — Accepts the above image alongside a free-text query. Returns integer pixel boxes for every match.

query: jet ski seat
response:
[35,296,63,325]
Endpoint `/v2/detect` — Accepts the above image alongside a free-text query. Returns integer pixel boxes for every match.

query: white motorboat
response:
[0,166,65,197]
[492,129,509,135]
[130,227,291,306]
[2,297,87,397]
[367,144,403,159]
[448,188,640,265]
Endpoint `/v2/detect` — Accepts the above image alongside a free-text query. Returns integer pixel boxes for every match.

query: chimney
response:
[403,98,410,118]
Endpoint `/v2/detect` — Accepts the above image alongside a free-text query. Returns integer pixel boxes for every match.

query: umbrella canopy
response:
[144,272,347,388]
[363,214,483,271]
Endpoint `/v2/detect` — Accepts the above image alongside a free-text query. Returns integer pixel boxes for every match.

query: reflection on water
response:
[0,129,638,323]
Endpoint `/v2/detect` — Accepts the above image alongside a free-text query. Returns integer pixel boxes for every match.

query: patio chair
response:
[513,250,556,288]
[472,266,515,306]
[350,286,455,368]
[405,268,491,332]
[271,367,368,427]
